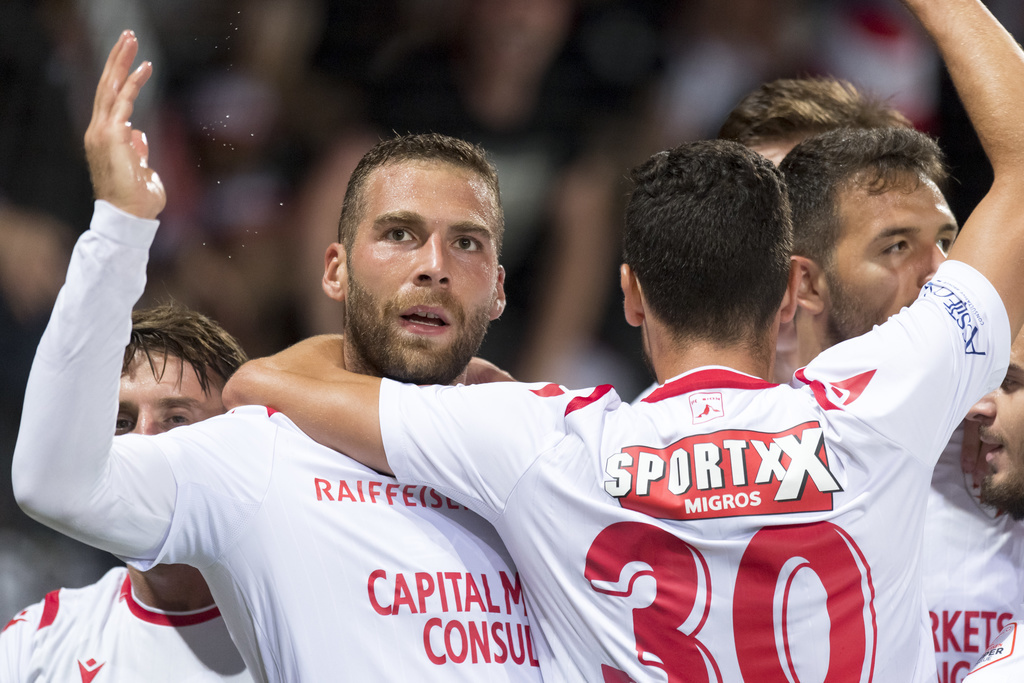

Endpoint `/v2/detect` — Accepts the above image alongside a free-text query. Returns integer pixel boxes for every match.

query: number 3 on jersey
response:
[584,521,876,682]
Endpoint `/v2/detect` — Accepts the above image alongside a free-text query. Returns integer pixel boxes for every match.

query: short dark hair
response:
[719,77,912,149]
[780,126,948,268]
[123,303,248,395]
[337,133,504,253]
[623,140,792,349]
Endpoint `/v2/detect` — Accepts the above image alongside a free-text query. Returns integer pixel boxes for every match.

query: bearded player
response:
[11,32,541,682]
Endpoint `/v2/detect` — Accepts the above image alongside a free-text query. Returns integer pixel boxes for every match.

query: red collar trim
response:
[119,575,221,627]
[642,368,776,403]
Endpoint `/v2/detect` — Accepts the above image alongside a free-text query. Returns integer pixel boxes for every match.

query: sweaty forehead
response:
[836,172,953,240]
[365,161,500,224]
[121,351,214,402]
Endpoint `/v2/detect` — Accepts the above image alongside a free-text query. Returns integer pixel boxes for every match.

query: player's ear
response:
[621,263,645,328]
[778,256,801,324]
[489,265,506,320]
[792,255,827,316]
[322,243,348,303]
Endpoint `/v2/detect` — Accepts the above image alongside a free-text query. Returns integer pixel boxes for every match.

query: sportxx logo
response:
[603,421,842,520]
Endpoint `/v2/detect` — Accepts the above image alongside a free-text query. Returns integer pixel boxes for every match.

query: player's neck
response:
[647,326,774,385]
[127,564,215,613]
[794,307,831,370]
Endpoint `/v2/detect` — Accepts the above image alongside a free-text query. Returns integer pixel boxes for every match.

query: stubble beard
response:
[345,275,492,385]
[824,270,881,347]
[978,426,1024,520]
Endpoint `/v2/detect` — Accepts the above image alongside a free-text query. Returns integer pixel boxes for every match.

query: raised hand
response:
[83,31,165,219]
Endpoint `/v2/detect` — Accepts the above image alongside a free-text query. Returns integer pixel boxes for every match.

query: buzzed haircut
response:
[123,303,248,396]
[718,77,912,149]
[623,140,792,349]
[337,133,504,254]
[780,126,948,268]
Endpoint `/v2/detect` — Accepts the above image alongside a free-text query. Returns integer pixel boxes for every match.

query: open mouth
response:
[401,309,449,328]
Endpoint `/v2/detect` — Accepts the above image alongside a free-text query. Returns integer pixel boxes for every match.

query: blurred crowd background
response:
[1,0,1020,624]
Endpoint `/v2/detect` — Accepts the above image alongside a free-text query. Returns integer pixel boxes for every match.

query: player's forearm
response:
[904,0,1024,173]
[905,0,1024,335]
[225,339,390,474]
[12,202,166,547]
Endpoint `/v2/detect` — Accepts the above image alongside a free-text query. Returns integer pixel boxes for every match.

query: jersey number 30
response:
[585,521,875,682]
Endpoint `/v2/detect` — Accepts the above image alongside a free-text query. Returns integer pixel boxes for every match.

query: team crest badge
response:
[689,392,724,424]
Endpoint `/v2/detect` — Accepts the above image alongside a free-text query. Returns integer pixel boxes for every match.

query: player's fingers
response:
[108,61,152,131]
[92,31,137,120]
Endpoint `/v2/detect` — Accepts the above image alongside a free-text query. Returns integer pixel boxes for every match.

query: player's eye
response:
[454,236,481,251]
[937,237,953,256]
[166,414,192,429]
[1001,377,1021,393]
[883,240,909,255]
[115,415,135,436]
[386,228,413,242]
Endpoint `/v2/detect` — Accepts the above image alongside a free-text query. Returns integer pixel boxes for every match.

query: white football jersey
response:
[965,621,1024,681]
[924,425,1024,682]
[0,567,250,682]
[127,407,543,682]
[12,202,543,683]
[380,260,1010,682]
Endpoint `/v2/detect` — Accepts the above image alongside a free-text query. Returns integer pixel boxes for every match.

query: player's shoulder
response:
[518,382,622,417]
[1,567,125,640]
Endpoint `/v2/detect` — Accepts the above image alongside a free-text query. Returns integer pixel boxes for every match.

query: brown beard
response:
[824,269,882,346]
[345,275,492,385]
[978,426,1024,520]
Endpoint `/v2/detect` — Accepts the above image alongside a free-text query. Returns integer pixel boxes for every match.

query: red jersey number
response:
[585,521,876,682]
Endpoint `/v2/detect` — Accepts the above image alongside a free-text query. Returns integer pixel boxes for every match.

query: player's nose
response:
[132,411,162,436]
[966,392,997,425]
[413,232,450,286]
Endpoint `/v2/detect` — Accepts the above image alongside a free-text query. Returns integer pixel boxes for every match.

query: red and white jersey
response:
[379,260,1010,682]
[924,425,1024,683]
[12,203,542,683]
[127,407,543,682]
[964,621,1024,681]
[0,567,250,682]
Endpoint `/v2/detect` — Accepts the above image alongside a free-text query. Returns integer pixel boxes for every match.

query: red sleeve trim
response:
[565,385,613,416]
[2,610,29,634]
[120,574,222,627]
[37,590,60,630]
[793,369,843,411]
[531,383,565,398]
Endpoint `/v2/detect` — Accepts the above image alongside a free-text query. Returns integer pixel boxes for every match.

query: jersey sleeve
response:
[0,600,44,683]
[799,260,1010,465]
[380,379,619,521]
[11,201,176,559]
[117,407,278,570]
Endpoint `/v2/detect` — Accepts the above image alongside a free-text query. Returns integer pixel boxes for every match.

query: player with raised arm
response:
[714,63,1023,681]
[11,31,541,682]
[222,0,1024,679]
[0,304,251,682]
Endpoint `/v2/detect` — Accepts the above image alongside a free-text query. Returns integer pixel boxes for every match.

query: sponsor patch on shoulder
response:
[971,622,1017,672]
[922,280,987,356]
